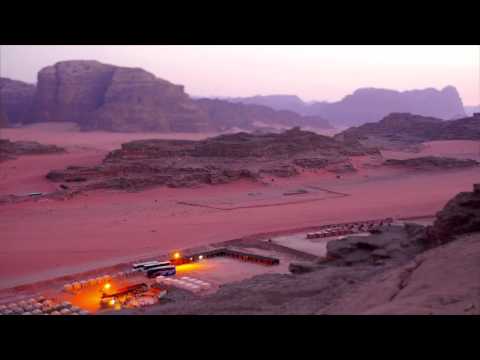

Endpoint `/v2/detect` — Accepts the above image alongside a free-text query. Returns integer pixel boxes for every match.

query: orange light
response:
[103,283,111,291]
[109,299,115,306]
[173,252,180,259]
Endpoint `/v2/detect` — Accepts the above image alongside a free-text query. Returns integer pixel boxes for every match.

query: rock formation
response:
[383,157,479,170]
[45,128,378,191]
[0,77,36,125]
[24,60,331,133]
[424,183,480,247]
[29,60,210,132]
[0,139,64,161]
[335,112,480,150]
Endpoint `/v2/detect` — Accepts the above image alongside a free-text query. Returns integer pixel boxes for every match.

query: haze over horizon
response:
[1,45,479,105]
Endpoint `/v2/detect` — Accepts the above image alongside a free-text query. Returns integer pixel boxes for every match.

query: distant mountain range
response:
[225,87,467,127]
[0,60,471,132]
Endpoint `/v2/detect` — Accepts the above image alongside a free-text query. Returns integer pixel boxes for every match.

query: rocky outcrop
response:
[336,112,480,149]
[29,60,210,132]
[424,183,480,247]
[45,128,378,191]
[325,223,426,267]
[0,77,36,125]
[228,86,466,127]
[0,139,64,161]
[383,157,479,170]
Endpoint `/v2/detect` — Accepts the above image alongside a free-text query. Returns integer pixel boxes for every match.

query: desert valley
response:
[1,56,480,315]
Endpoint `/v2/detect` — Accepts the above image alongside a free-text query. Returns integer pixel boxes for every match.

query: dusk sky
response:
[1,45,479,105]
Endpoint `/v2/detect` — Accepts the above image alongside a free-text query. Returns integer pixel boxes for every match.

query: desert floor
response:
[1,123,479,289]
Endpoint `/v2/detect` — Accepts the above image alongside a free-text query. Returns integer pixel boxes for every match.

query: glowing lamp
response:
[103,283,111,291]
[173,252,180,259]
[198,255,204,260]
[109,299,115,306]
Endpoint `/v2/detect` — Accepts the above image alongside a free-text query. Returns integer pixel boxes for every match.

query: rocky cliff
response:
[0,77,36,125]
[29,60,210,132]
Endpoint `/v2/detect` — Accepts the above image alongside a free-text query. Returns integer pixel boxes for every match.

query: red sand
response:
[1,125,479,289]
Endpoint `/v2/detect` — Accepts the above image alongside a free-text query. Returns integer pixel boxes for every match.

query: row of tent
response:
[306,218,394,239]
[63,269,141,293]
[0,297,89,315]
[156,276,211,293]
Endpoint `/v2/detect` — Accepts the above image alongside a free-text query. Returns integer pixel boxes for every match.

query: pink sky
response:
[1,45,479,105]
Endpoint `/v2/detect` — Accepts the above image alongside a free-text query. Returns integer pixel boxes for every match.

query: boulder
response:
[325,224,425,266]
[289,262,323,274]
[425,184,480,247]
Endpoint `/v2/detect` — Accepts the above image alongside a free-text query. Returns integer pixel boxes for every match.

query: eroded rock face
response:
[29,60,210,132]
[425,184,480,247]
[325,224,426,267]
[27,60,333,133]
[0,77,36,125]
[45,128,378,191]
[336,112,480,150]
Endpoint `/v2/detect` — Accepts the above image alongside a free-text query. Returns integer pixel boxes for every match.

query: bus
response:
[132,261,171,271]
[145,265,176,278]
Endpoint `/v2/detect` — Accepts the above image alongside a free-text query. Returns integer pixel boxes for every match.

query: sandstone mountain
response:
[229,87,466,126]
[335,112,480,150]
[0,77,36,125]
[2,60,329,133]
[29,60,210,132]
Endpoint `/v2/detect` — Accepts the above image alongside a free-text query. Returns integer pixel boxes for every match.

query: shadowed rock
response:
[0,139,64,161]
[0,77,36,125]
[336,113,480,150]
[424,183,480,247]
[45,128,378,191]
[383,157,479,170]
